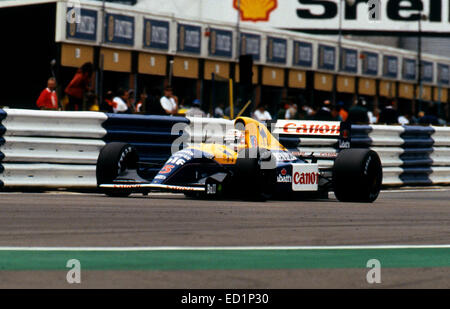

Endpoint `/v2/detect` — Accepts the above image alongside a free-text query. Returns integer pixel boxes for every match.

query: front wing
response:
[99,183,206,193]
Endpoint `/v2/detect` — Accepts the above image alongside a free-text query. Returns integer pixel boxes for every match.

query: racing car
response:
[96,117,383,202]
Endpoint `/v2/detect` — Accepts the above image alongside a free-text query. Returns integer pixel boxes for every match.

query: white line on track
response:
[0,245,449,251]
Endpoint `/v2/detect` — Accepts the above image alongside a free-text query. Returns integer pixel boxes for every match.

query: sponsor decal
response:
[292,164,319,191]
[421,61,433,83]
[175,150,195,161]
[206,183,217,195]
[154,175,167,180]
[383,55,398,78]
[166,157,186,166]
[294,0,450,34]
[250,136,258,148]
[273,152,297,162]
[209,28,233,58]
[438,64,450,85]
[292,151,338,158]
[276,120,340,136]
[104,13,134,46]
[240,33,261,61]
[293,40,313,68]
[361,51,379,76]
[233,0,278,22]
[277,168,292,183]
[143,19,169,50]
[340,48,358,73]
[267,36,287,64]
[113,184,138,189]
[174,186,199,191]
[293,172,319,185]
[66,8,97,42]
[402,58,417,81]
[339,140,351,149]
[178,24,201,54]
[318,44,336,71]
[160,164,175,174]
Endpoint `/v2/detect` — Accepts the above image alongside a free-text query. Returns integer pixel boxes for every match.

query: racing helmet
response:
[224,129,245,151]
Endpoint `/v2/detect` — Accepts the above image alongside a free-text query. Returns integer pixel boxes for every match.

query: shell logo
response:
[233,0,278,22]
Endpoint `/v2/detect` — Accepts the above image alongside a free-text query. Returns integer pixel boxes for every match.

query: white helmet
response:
[224,129,245,151]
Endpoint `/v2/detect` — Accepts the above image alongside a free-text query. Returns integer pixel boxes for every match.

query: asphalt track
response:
[0,189,449,288]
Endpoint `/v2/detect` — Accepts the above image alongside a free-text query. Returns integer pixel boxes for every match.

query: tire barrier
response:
[0,109,188,189]
[349,124,450,185]
[0,109,107,189]
[0,109,449,189]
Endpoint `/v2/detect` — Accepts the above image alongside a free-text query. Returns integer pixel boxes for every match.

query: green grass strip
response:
[0,248,449,271]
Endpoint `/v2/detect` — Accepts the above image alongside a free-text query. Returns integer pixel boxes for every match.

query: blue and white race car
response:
[97,117,382,202]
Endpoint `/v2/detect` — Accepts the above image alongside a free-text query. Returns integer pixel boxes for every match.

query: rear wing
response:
[269,120,351,160]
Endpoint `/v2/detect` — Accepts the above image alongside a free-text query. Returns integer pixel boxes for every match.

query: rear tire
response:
[333,149,382,203]
[96,142,139,197]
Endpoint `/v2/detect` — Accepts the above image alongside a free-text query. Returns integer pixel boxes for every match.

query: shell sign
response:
[233,0,278,22]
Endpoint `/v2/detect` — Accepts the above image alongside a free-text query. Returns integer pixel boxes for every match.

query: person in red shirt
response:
[100,90,115,113]
[36,77,58,110]
[64,62,94,111]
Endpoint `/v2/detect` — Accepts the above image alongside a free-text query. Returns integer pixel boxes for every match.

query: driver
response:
[224,129,245,152]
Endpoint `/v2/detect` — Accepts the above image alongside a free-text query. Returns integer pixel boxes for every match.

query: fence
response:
[0,109,449,190]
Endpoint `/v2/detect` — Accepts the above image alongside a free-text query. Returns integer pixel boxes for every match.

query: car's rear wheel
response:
[96,142,139,197]
[333,148,382,203]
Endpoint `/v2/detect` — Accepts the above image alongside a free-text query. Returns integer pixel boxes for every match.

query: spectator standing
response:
[313,100,333,121]
[331,105,343,121]
[378,101,399,124]
[146,88,166,115]
[100,90,114,113]
[368,110,378,124]
[302,105,315,119]
[277,100,290,119]
[112,88,129,114]
[286,104,300,120]
[64,62,94,111]
[160,87,178,115]
[135,92,147,114]
[186,99,206,117]
[348,97,369,124]
[398,113,410,125]
[418,110,439,126]
[214,103,225,118]
[337,101,348,121]
[127,89,136,113]
[36,77,58,110]
[253,105,272,122]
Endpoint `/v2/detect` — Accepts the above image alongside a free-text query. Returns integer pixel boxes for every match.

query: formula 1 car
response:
[96,117,382,202]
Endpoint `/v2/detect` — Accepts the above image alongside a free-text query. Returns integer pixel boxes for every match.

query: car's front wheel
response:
[235,148,276,201]
[96,142,139,197]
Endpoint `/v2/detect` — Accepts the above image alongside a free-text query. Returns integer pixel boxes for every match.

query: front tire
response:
[234,148,276,201]
[96,142,139,197]
[333,149,382,203]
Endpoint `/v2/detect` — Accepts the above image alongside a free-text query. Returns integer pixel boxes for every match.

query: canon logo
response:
[297,0,448,22]
[283,123,340,135]
[293,172,319,185]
